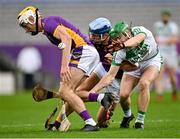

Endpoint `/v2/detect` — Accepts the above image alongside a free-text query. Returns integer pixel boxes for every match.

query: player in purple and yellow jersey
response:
[17,6,113,131]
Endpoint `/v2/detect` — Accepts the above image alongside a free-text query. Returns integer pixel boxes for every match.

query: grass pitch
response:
[0,91,180,138]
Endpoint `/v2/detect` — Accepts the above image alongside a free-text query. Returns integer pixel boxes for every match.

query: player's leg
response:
[59,67,98,131]
[135,66,159,128]
[154,65,165,101]
[96,103,117,128]
[50,76,88,131]
[119,74,139,128]
[76,73,100,101]
[76,62,119,127]
[96,76,120,128]
[76,62,115,109]
[59,46,100,131]
[166,66,178,101]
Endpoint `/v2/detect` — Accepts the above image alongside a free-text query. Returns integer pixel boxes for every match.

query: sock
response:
[88,93,99,101]
[79,110,96,126]
[135,111,146,124]
[97,94,105,102]
[88,93,104,102]
[85,118,96,126]
[123,108,132,117]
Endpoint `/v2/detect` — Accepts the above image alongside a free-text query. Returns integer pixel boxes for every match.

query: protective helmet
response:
[17,6,40,35]
[89,17,112,35]
[109,21,129,39]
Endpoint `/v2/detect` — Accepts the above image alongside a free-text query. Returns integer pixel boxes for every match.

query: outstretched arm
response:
[90,65,120,93]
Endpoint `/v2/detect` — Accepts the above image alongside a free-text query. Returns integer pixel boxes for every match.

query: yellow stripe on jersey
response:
[70,60,79,65]
[53,25,88,47]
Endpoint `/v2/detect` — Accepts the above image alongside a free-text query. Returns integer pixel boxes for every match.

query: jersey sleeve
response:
[132,26,148,37]
[43,17,60,34]
[112,50,126,66]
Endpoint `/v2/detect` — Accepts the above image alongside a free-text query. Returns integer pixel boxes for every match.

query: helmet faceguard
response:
[109,21,131,40]
[88,17,112,45]
[18,6,40,36]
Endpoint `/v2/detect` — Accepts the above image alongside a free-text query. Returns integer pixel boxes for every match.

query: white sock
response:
[135,113,145,124]
[123,108,132,117]
[85,118,96,126]
[97,94,105,102]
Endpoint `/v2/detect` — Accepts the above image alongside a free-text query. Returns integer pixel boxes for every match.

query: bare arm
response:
[124,33,146,48]
[53,25,72,82]
[107,33,146,53]
[90,65,120,93]
[53,25,72,68]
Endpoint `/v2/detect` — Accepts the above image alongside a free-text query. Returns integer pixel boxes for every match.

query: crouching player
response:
[89,21,163,129]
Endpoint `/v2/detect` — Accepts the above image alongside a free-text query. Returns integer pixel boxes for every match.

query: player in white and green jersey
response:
[89,21,162,129]
[154,9,179,101]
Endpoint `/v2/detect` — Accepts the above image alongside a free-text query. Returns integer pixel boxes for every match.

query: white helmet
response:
[17,6,40,35]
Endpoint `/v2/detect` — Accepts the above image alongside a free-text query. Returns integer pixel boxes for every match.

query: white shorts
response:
[93,62,120,95]
[124,52,163,78]
[159,46,178,68]
[69,46,100,76]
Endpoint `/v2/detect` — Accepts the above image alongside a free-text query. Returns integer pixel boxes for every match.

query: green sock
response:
[135,111,146,124]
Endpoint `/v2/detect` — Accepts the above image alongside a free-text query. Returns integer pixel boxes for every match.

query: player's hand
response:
[107,39,125,53]
[60,66,72,84]
[104,53,112,64]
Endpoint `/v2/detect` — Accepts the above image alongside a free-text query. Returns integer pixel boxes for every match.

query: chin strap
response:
[31,8,39,36]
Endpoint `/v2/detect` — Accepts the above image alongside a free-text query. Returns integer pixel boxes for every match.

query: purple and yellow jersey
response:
[41,16,92,49]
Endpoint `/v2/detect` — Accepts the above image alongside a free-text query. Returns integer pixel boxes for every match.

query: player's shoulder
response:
[132,26,150,35]
[42,16,60,26]
[132,26,147,30]
[42,16,61,34]
[168,21,178,28]
[154,21,163,27]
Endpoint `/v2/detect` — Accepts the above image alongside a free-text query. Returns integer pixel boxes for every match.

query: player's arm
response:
[107,33,146,52]
[53,25,72,82]
[166,33,179,44]
[90,65,120,93]
[123,33,146,48]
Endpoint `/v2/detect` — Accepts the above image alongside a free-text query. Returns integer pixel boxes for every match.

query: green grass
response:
[0,91,180,138]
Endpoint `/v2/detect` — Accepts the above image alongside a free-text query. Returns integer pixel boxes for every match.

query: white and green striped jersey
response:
[112,26,158,66]
[154,21,179,47]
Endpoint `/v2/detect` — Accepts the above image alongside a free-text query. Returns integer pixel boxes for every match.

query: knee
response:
[75,87,81,95]
[59,89,65,99]
[59,85,70,99]
[138,80,150,92]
